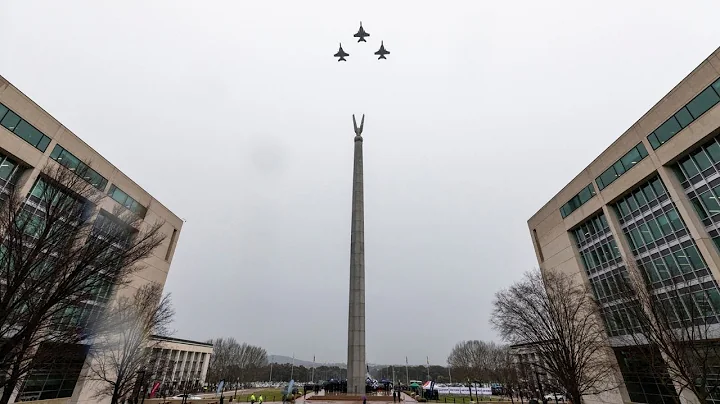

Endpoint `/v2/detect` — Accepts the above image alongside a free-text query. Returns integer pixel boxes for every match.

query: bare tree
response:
[206,338,268,384]
[0,163,165,403]
[85,284,174,404]
[491,269,618,404]
[615,263,720,403]
[447,340,501,383]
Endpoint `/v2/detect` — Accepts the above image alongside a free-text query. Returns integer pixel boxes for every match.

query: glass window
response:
[0,111,21,132]
[578,186,593,204]
[626,194,639,212]
[621,148,642,171]
[614,160,626,176]
[681,158,700,178]
[0,104,7,120]
[708,289,720,313]
[655,117,681,143]
[13,121,44,148]
[642,183,656,201]
[599,168,618,189]
[638,223,653,244]
[610,240,620,257]
[654,258,670,280]
[673,251,692,274]
[36,137,50,152]
[687,87,720,119]
[693,149,713,171]
[109,186,128,206]
[652,178,665,196]
[707,142,720,163]
[644,261,660,282]
[667,209,684,231]
[637,143,648,158]
[618,200,629,217]
[647,219,662,241]
[675,107,694,128]
[691,197,709,220]
[50,145,63,159]
[0,159,16,181]
[685,246,705,270]
[648,133,661,149]
[30,180,45,199]
[673,296,690,320]
[629,228,644,249]
[695,291,713,316]
[634,189,647,206]
[700,190,720,216]
[599,214,608,228]
[664,255,681,277]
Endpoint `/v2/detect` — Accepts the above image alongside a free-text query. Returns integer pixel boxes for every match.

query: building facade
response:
[0,75,184,404]
[528,46,720,404]
[144,336,213,398]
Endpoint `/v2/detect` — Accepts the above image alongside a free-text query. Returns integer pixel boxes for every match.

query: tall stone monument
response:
[347,114,367,395]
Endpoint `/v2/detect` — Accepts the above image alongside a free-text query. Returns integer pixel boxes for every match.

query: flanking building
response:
[528,46,720,404]
[0,75,184,404]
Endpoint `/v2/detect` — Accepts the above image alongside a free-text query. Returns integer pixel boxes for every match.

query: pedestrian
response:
[259,395,264,404]
[393,391,397,403]
[362,395,367,404]
[251,393,256,404]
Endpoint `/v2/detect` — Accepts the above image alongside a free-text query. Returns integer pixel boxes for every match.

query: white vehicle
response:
[544,393,565,402]
[172,394,202,400]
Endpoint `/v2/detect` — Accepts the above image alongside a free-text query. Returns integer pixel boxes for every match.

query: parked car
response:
[544,393,565,402]
[172,394,202,400]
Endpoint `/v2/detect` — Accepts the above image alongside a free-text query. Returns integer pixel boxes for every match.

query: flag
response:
[426,356,429,366]
[406,356,408,365]
[313,355,316,362]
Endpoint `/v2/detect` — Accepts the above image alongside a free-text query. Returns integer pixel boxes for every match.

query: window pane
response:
[707,142,720,163]
[628,229,642,249]
[634,189,647,206]
[693,149,713,171]
[655,117,681,143]
[620,148,641,171]
[599,168,618,189]
[647,219,662,241]
[13,121,44,148]
[656,214,673,235]
[578,186,593,204]
[654,258,670,280]
[0,159,16,181]
[648,133,661,149]
[642,183,656,201]
[674,251,692,274]
[36,136,50,152]
[685,246,705,270]
[626,194,639,211]
[681,158,700,178]
[675,107,694,128]
[0,111,21,132]
[614,161,626,176]
[700,190,720,216]
[652,178,665,196]
[644,261,660,282]
[50,145,63,159]
[664,255,680,277]
[687,87,720,119]
[0,104,7,121]
[637,143,648,158]
[638,223,652,245]
[618,200,629,217]
[691,197,709,220]
[708,289,720,313]
[695,291,713,316]
[667,209,684,231]
[610,240,620,257]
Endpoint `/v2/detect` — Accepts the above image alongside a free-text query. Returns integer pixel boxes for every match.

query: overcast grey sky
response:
[2,0,720,365]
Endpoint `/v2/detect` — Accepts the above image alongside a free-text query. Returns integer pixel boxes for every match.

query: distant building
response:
[145,336,214,396]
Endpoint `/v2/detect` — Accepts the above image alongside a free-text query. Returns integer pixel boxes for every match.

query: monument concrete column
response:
[347,114,366,395]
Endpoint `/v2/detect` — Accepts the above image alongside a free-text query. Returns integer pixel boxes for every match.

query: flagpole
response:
[426,357,430,381]
[405,357,409,386]
[290,353,295,381]
[312,355,316,383]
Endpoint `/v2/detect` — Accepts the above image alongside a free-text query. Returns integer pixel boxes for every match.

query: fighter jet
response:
[374,41,390,60]
[353,22,370,42]
[334,43,349,62]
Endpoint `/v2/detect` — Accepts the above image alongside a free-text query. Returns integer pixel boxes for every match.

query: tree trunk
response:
[0,384,14,404]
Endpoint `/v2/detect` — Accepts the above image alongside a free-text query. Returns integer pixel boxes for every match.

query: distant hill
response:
[268,355,345,368]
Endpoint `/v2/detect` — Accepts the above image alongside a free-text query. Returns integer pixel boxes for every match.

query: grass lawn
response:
[228,389,287,402]
[434,395,507,403]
